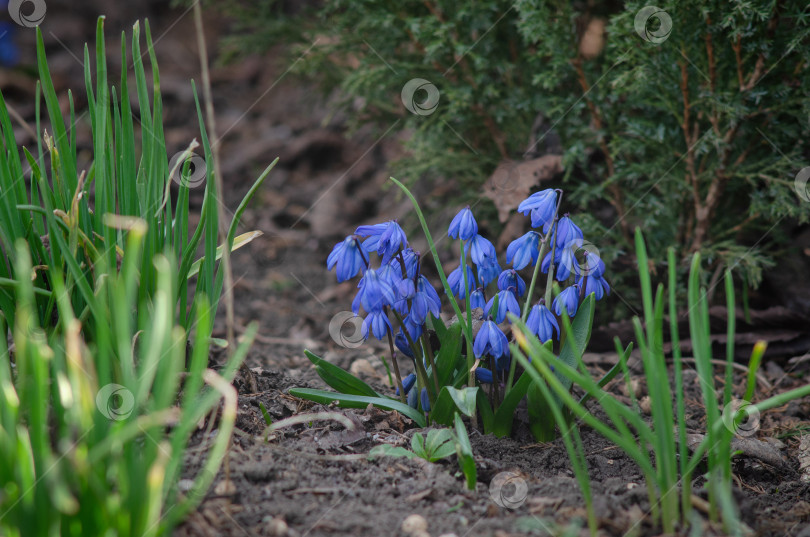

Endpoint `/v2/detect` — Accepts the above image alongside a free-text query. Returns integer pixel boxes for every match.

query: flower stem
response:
[460,241,475,389]
[385,326,406,404]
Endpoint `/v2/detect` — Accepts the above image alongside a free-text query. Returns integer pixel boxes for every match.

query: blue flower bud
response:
[395,373,417,396]
[327,235,366,282]
[448,206,478,240]
[473,320,510,359]
[552,285,580,317]
[485,289,521,324]
[526,302,560,342]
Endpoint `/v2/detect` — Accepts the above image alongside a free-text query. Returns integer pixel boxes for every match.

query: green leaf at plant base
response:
[424,429,457,461]
[302,349,381,398]
[490,372,532,437]
[289,388,426,427]
[431,385,479,425]
[453,413,477,490]
[368,444,416,459]
[433,321,463,388]
[522,295,595,442]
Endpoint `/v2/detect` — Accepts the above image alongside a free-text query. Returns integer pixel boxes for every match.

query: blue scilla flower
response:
[577,274,611,300]
[541,245,576,282]
[0,22,19,67]
[553,285,580,317]
[390,248,419,280]
[351,269,396,314]
[377,262,403,288]
[362,310,391,340]
[357,220,408,264]
[448,263,475,299]
[407,386,418,408]
[497,269,526,297]
[327,235,366,282]
[577,251,606,278]
[392,278,416,315]
[518,189,557,230]
[395,372,416,395]
[485,289,520,324]
[475,367,493,384]
[395,330,415,358]
[401,314,424,341]
[469,288,486,310]
[526,302,560,342]
[465,234,497,266]
[448,206,478,240]
[473,320,510,359]
[420,388,431,412]
[477,255,501,286]
[410,275,441,324]
[555,215,583,250]
[506,231,541,270]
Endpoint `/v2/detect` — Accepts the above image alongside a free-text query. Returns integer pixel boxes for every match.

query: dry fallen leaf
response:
[482,155,563,222]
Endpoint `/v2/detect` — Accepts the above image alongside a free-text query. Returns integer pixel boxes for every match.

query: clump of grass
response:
[0,16,272,536]
[511,228,810,535]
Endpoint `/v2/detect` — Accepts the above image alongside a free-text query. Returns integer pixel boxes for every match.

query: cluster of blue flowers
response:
[327,187,609,407]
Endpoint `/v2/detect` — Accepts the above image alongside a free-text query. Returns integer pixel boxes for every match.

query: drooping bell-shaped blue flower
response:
[526,302,560,342]
[469,288,486,310]
[577,251,606,278]
[465,234,497,266]
[401,314,424,342]
[395,372,417,395]
[555,215,583,250]
[352,269,396,314]
[392,278,416,315]
[448,206,478,240]
[485,289,521,324]
[577,274,611,300]
[409,275,441,324]
[473,320,510,359]
[377,262,403,289]
[407,386,418,408]
[541,245,576,282]
[395,330,415,358]
[356,220,408,264]
[390,248,419,280]
[362,310,392,340]
[553,285,580,317]
[447,263,475,299]
[477,255,501,287]
[327,235,367,282]
[506,231,541,270]
[475,367,494,384]
[420,388,431,412]
[518,189,557,230]
[497,269,526,297]
[0,23,20,68]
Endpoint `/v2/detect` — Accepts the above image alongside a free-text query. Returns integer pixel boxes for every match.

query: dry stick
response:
[192,5,255,392]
